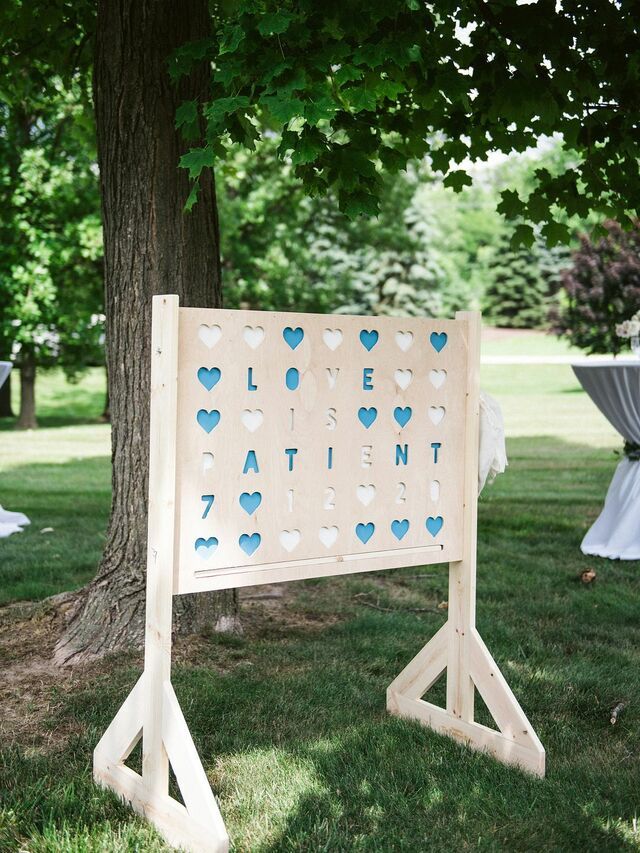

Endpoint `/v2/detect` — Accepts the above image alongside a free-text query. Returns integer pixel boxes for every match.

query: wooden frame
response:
[93,296,544,853]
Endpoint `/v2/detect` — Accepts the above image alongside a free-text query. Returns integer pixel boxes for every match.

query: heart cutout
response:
[394,406,412,428]
[359,329,379,351]
[195,536,218,558]
[394,369,412,391]
[283,326,304,349]
[319,526,338,548]
[243,325,265,349]
[395,331,413,352]
[197,366,221,391]
[280,529,301,552]
[323,328,343,351]
[358,407,377,429]
[197,409,220,433]
[239,532,261,556]
[239,491,262,515]
[428,406,445,425]
[391,519,409,540]
[430,331,448,353]
[426,516,443,537]
[429,369,447,389]
[356,522,375,544]
[356,484,376,506]
[241,409,264,432]
[198,324,221,348]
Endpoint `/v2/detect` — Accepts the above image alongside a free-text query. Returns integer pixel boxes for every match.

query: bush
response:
[554,220,640,354]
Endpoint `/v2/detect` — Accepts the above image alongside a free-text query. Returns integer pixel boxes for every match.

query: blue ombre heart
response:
[393,406,412,428]
[426,516,444,537]
[391,519,409,540]
[283,326,304,349]
[197,366,221,391]
[358,407,378,428]
[356,522,375,544]
[359,329,379,351]
[430,332,448,353]
[239,532,261,555]
[197,409,220,433]
[239,491,262,515]
[195,537,218,559]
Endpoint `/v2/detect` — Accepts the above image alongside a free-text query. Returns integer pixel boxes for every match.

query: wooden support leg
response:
[387,617,545,777]
[93,674,229,852]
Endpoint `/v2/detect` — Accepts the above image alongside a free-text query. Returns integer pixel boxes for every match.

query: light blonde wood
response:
[446,311,481,721]
[95,300,545,853]
[143,294,180,795]
[174,308,465,593]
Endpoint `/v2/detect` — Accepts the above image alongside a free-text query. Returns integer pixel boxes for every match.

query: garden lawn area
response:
[1,361,640,851]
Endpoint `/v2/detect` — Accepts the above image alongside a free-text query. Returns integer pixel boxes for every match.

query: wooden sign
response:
[93,296,544,853]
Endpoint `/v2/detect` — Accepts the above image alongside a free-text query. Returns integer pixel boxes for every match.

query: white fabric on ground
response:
[478,390,507,494]
[0,505,30,538]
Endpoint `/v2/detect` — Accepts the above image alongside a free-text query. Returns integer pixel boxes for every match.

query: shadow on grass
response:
[2,435,639,850]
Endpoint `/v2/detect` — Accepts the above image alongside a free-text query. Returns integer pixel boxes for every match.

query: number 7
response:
[201,494,215,519]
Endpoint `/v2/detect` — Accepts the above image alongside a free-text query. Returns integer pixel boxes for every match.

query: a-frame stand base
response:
[93,675,229,853]
[387,621,545,776]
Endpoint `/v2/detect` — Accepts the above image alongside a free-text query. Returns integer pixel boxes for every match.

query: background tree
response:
[554,221,640,355]
[0,76,103,429]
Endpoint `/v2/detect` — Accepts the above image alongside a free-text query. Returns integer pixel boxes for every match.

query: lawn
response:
[1,360,639,851]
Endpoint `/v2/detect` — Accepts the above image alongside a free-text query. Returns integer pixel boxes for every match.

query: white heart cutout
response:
[198,324,221,348]
[243,325,265,349]
[356,484,376,506]
[429,406,445,425]
[394,369,413,391]
[323,328,343,351]
[395,331,413,352]
[280,529,301,552]
[241,409,264,432]
[429,369,447,389]
[319,526,338,548]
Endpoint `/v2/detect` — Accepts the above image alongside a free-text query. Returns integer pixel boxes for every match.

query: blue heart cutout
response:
[426,516,444,537]
[356,522,375,544]
[394,406,412,428]
[430,331,448,353]
[239,532,261,556]
[359,329,379,351]
[197,409,220,433]
[391,519,409,540]
[283,326,304,349]
[197,366,221,391]
[358,407,378,428]
[239,491,262,515]
[195,536,218,558]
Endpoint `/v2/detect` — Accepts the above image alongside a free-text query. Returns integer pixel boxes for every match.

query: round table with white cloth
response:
[572,360,640,560]
[0,361,31,538]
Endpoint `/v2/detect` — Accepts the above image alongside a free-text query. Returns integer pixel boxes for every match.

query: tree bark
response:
[16,348,37,430]
[56,0,237,664]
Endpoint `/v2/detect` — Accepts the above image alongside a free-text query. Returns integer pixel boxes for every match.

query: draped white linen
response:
[572,361,640,560]
[0,362,31,538]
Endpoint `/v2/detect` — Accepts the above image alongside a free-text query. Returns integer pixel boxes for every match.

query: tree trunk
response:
[0,365,13,418]
[56,0,237,665]
[16,349,37,430]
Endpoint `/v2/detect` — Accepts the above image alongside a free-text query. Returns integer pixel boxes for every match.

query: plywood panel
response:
[173,308,468,593]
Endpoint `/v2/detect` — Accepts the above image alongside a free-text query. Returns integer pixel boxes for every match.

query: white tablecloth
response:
[572,360,640,559]
[0,362,31,538]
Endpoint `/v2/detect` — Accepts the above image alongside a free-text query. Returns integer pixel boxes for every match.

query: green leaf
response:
[175,100,199,140]
[179,148,214,180]
[204,96,252,133]
[261,93,306,124]
[184,179,201,212]
[257,11,296,36]
[510,224,535,249]
[497,189,526,219]
[339,190,380,218]
[443,170,472,192]
[541,221,570,246]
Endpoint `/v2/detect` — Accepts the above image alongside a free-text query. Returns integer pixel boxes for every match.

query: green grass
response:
[481,329,583,357]
[2,364,640,851]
